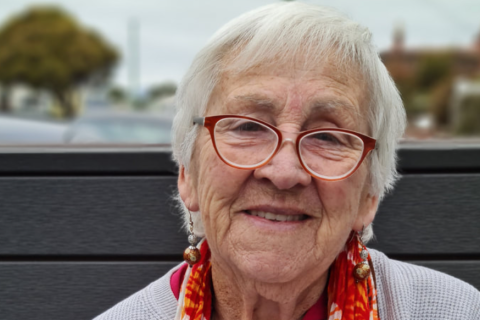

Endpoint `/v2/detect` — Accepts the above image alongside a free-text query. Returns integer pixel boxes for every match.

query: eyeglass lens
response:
[213,118,364,178]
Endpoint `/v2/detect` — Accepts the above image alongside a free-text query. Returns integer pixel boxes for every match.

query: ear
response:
[353,191,379,232]
[178,165,199,211]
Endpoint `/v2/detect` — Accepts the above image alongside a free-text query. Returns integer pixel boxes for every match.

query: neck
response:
[210,259,328,320]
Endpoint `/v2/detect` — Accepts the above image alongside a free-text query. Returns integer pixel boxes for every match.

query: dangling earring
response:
[353,225,371,282]
[183,208,201,267]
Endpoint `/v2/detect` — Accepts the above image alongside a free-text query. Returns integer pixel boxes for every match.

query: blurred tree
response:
[429,78,453,128]
[416,53,452,92]
[0,86,10,112]
[108,86,127,105]
[394,78,417,119]
[391,53,454,121]
[0,6,118,118]
[148,81,177,102]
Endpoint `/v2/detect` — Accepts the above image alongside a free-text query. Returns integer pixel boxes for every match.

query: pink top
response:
[171,263,327,320]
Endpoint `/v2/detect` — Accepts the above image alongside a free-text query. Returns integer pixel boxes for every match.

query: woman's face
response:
[179,56,379,285]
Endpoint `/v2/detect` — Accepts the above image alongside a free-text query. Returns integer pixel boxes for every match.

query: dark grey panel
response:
[371,173,480,254]
[0,262,179,320]
[0,148,177,175]
[409,260,480,291]
[398,145,480,173]
[1,174,480,255]
[0,177,185,255]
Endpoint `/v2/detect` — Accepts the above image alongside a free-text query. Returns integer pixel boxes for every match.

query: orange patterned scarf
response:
[175,236,379,320]
[328,234,379,320]
[175,239,212,320]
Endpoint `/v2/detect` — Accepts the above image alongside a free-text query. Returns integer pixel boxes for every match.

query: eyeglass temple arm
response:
[193,117,205,126]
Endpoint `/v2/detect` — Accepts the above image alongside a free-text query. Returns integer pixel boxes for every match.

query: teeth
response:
[249,210,304,222]
[265,212,275,220]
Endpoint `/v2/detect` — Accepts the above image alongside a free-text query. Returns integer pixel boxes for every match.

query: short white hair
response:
[172,2,406,243]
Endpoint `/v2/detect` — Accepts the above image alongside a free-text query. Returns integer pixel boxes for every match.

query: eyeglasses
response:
[193,115,377,181]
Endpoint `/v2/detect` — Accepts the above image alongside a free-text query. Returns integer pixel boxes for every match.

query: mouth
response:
[244,210,310,222]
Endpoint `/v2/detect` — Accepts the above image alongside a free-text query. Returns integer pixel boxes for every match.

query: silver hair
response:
[171,2,406,243]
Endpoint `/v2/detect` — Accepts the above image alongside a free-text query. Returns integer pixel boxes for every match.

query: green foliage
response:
[148,82,177,101]
[408,93,430,118]
[429,78,453,128]
[390,52,455,124]
[416,53,452,92]
[0,86,11,112]
[394,79,417,119]
[108,86,127,104]
[0,6,118,117]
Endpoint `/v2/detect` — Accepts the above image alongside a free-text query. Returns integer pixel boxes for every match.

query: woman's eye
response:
[235,122,264,132]
[312,132,339,143]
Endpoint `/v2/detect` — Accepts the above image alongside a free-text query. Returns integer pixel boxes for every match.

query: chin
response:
[211,215,325,283]
[231,250,308,284]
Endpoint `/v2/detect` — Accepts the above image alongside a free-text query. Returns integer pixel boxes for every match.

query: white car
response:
[0,116,67,144]
[64,112,173,145]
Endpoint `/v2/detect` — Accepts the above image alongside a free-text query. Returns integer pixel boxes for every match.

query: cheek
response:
[314,173,365,228]
[307,180,363,262]
[195,145,252,243]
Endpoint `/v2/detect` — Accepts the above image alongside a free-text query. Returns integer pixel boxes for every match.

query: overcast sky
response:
[1,0,479,91]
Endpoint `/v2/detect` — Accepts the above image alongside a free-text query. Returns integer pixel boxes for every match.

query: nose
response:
[253,138,312,190]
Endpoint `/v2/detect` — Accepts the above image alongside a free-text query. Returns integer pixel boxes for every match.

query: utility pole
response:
[128,18,140,103]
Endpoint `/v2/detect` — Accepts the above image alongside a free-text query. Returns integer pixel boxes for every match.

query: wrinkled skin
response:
[178,56,379,320]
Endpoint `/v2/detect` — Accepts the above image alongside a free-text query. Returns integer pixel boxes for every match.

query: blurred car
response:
[0,116,67,144]
[64,112,173,144]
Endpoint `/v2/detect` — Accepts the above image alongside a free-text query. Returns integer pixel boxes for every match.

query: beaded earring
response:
[183,209,201,267]
[353,226,371,282]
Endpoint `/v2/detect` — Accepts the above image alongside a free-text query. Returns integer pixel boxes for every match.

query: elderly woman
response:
[96,3,480,320]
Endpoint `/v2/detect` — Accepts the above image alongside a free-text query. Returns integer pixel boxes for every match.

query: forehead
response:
[208,53,369,130]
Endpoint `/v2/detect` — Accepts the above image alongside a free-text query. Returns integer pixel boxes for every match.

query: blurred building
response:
[381,25,480,137]
[450,77,480,135]
[381,25,480,79]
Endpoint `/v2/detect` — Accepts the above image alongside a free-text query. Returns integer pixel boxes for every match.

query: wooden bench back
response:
[0,146,479,319]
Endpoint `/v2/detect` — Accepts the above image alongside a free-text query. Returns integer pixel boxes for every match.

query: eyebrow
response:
[309,99,361,119]
[233,94,361,119]
[233,95,277,110]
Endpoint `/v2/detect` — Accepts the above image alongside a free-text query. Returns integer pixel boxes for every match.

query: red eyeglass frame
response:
[193,115,377,181]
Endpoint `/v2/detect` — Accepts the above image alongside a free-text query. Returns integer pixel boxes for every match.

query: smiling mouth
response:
[244,210,309,222]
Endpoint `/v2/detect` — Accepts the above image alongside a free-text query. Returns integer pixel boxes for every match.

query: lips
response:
[245,210,309,222]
